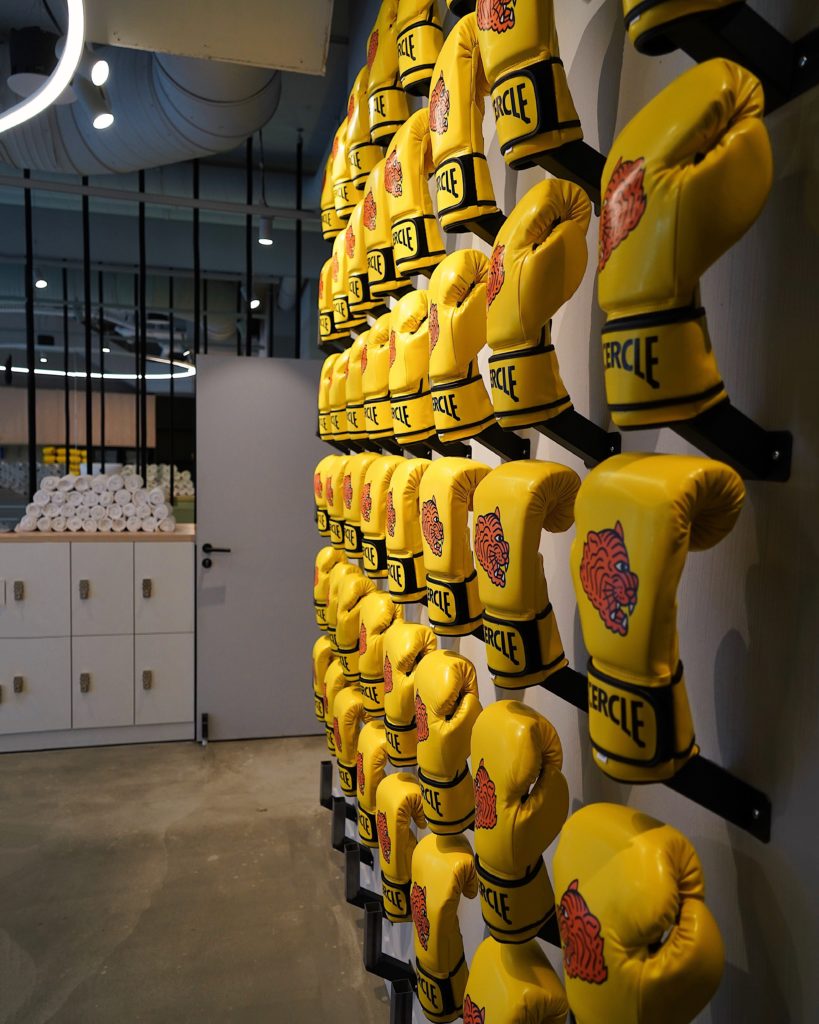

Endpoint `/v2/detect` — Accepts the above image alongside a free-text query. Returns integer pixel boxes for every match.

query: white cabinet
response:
[0,638,71,734]
[135,633,194,726]
[71,542,134,636]
[0,543,70,638]
[134,543,194,634]
[72,635,135,729]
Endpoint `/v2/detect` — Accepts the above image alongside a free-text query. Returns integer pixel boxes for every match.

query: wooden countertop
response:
[0,524,196,543]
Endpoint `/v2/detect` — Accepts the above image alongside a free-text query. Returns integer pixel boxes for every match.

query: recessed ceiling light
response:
[102,346,110,353]
[258,215,274,246]
[90,57,109,87]
[39,356,47,363]
[250,298,261,310]
[35,277,48,289]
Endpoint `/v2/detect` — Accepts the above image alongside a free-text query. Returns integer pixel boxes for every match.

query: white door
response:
[196,354,326,740]
[71,542,134,636]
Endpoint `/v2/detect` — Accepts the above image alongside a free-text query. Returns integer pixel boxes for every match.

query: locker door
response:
[72,635,134,729]
[0,638,71,734]
[134,634,194,726]
[134,544,194,634]
[71,542,134,636]
[0,544,71,638]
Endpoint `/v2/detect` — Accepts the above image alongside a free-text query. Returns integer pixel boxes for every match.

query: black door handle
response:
[202,544,231,554]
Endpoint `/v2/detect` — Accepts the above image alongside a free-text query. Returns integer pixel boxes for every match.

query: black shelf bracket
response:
[320,434,352,455]
[446,210,507,246]
[343,839,380,908]
[539,667,772,842]
[363,901,417,986]
[390,979,415,1024]
[319,760,332,810]
[331,796,357,851]
[319,338,352,354]
[402,436,472,460]
[379,438,405,457]
[670,401,792,482]
[536,914,561,949]
[532,408,621,467]
[473,422,531,462]
[533,141,607,211]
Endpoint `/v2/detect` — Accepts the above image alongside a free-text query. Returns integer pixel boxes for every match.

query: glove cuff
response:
[360,676,385,718]
[313,693,325,722]
[358,805,379,847]
[321,206,344,240]
[431,371,496,442]
[391,386,436,443]
[324,722,336,755]
[381,872,413,921]
[384,715,418,767]
[348,273,382,316]
[369,88,410,145]
[426,570,483,636]
[337,649,360,681]
[315,508,330,536]
[362,535,389,577]
[488,336,571,428]
[587,658,697,782]
[329,517,345,550]
[602,307,726,428]
[415,955,468,1023]
[319,311,348,343]
[343,522,365,558]
[475,854,555,943]
[333,294,366,332]
[345,404,366,442]
[368,246,406,297]
[434,154,500,233]
[337,759,357,796]
[364,394,394,437]
[398,22,444,97]
[388,551,427,602]
[392,215,446,276]
[329,408,349,440]
[482,604,567,688]
[490,59,583,170]
[418,764,475,834]
[349,142,382,189]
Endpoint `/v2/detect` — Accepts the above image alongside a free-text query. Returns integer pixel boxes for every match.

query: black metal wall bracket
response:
[448,210,508,246]
[343,839,380,908]
[319,434,352,455]
[670,401,792,482]
[536,914,561,949]
[533,141,607,211]
[363,901,417,986]
[531,408,621,468]
[403,437,471,459]
[378,438,405,457]
[473,422,531,462]
[390,979,415,1024]
[319,338,352,354]
[539,666,772,842]
[319,760,332,810]
[331,796,359,851]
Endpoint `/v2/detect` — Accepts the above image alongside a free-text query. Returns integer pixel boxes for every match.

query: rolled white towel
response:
[123,502,136,518]
[153,503,170,522]
[33,490,50,506]
[142,517,157,533]
[126,516,141,532]
[124,474,143,492]
[98,490,113,507]
[114,489,130,506]
[111,518,127,533]
[82,518,98,533]
[92,475,108,493]
[137,504,151,519]
[51,516,66,532]
[42,475,59,492]
[107,474,123,491]
[109,505,124,521]
[158,516,177,533]
[43,503,61,519]
[82,491,99,508]
[17,514,38,532]
[66,516,83,532]
[148,487,166,506]
[25,502,42,518]
[98,517,113,533]
[90,505,106,522]
[67,491,84,508]
[37,517,52,532]
[59,473,77,491]
[134,488,149,506]
[74,475,91,492]
[50,490,67,507]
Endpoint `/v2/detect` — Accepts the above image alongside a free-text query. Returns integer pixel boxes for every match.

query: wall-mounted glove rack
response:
[471,423,531,462]
[402,437,471,459]
[455,210,507,246]
[536,915,561,948]
[531,141,606,211]
[529,409,621,468]
[343,839,381,908]
[319,759,333,809]
[538,665,772,842]
[363,901,417,987]
[331,795,360,851]
[319,337,353,354]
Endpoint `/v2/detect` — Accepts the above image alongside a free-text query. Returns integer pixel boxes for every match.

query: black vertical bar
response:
[266,282,274,357]
[23,169,37,500]
[62,267,70,463]
[82,175,93,469]
[138,169,148,480]
[193,160,201,356]
[235,281,242,357]
[133,273,140,466]
[295,132,303,359]
[203,278,209,355]
[168,275,175,506]
[98,271,106,471]
[245,136,253,357]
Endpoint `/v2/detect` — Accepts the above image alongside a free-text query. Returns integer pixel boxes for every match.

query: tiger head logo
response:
[361,483,372,523]
[410,882,430,951]
[385,150,403,197]
[345,224,355,258]
[558,880,608,984]
[474,507,510,588]
[486,245,505,307]
[359,623,367,655]
[476,0,516,33]
[325,477,334,506]
[428,303,439,354]
[376,810,391,863]
[386,491,396,537]
[333,717,342,754]
[357,752,365,795]
[429,75,450,134]
[415,693,429,741]
[314,472,322,501]
[383,654,393,693]
[421,497,444,557]
[332,136,339,161]
[332,253,339,282]
[474,759,497,829]
[598,156,647,272]
[462,996,485,1024]
[361,344,368,374]
[389,330,397,367]
[367,30,378,70]
[318,276,324,301]
[343,474,353,511]
[347,92,355,121]
[579,521,638,637]
[363,190,377,230]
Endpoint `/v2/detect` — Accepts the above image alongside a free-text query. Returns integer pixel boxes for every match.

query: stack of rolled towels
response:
[15,473,177,534]
[122,463,195,498]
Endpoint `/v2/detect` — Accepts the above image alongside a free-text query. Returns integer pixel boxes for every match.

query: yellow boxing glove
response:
[383,621,437,766]
[622,0,739,55]
[361,454,404,578]
[317,354,339,442]
[313,454,336,538]
[358,591,404,717]
[357,720,389,846]
[320,148,344,240]
[345,334,368,445]
[367,0,411,145]
[463,938,569,1024]
[332,116,356,224]
[312,635,337,722]
[362,313,396,440]
[376,771,427,921]
[327,349,351,444]
[314,542,347,631]
[386,458,432,603]
[347,202,384,318]
[319,258,348,346]
[332,229,367,334]
[347,65,383,190]
[342,451,379,559]
[362,159,409,299]
[396,0,444,97]
[389,289,436,445]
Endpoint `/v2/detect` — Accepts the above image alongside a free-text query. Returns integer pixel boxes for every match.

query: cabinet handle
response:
[79,672,91,694]
[142,578,152,599]
[13,676,23,694]
[142,669,153,690]
[13,580,24,601]
[79,579,90,600]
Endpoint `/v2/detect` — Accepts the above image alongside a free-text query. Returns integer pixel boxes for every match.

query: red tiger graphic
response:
[348,92,355,121]
[385,150,403,197]
[325,477,334,506]
[415,693,429,741]
[598,156,647,272]
[332,136,339,161]
[410,882,430,951]
[361,482,372,523]
[486,245,505,306]
[313,472,322,501]
[477,0,516,33]
[389,329,397,368]
[343,474,353,511]
[474,758,497,829]
[357,752,365,795]
[386,491,396,537]
[377,810,391,863]
[318,276,324,301]
[474,506,510,588]
[367,30,379,71]
[383,654,393,694]
[579,521,638,637]
[421,497,444,557]
[359,623,367,655]
[332,252,339,282]
[333,717,342,755]
[429,74,450,134]
[462,995,485,1024]
[361,344,368,374]
[345,224,355,259]
[363,190,377,230]
[558,880,608,984]
[428,302,439,354]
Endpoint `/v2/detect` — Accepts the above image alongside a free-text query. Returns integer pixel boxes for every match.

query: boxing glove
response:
[328,348,351,443]
[362,160,409,299]
[476,0,583,169]
[332,116,357,224]
[487,178,590,428]
[383,621,437,766]
[389,289,436,444]
[335,571,378,680]
[312,635,337,723]
[358,590,404,717]
[598,60,771,428]
[361,313,396,440]
[332,229,367,334]
[347,66,383,190]
[342,451,380,558]
[314,543,348,631]
[570,452,744,782]
[553,803,724,1024]
[385,108,447,277]
[345,334,368,444]
[419,458,491,636]
[357,720,390,847]
[319,259,348,346]
[463,938,569,1024]
[323,658,351,754]
[361,455,404,578]
[346,203,384,318]
[367,0,411,145]
[326,560,361,651]
[375,771,427,921]
[396,0,444,97]
[318,354,339,443]
[473,461,580,688]
[333,684,369,796]
[415,650,482,834]
[385,457,432,602]
[320,150,344,240]
[428,250,495,442]
[471,701,569,943]
[313,454,336,537]
[622,0,737,56]
[429,14,501,235]
[325,454,349,550]
[410,833,478,1022]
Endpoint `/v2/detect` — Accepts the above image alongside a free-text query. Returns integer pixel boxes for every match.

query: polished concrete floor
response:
[0,737,387,1023]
